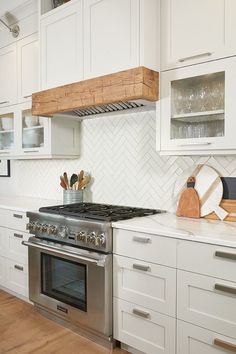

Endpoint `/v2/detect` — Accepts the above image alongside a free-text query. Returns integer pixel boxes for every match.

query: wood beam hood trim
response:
[32,67,159,117]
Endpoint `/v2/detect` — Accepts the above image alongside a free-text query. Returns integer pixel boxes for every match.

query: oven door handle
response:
[22,241,106,267]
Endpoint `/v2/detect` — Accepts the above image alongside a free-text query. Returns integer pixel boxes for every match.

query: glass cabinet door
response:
[22,109,46,150]
[161,56,236,154]
[171,71,225,140]
[0,111,14,151]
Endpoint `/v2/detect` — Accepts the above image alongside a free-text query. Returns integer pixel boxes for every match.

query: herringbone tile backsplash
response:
[6,109,236,211]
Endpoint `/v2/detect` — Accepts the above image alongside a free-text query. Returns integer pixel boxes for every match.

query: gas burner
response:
[39,202,164,222]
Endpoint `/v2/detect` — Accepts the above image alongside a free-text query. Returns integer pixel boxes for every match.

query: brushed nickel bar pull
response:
[14,265,24,271]
[133,236,151,244]
[179,142,212,147]
[23,95,32,99]
[0,152,10,155]
[14,233,23,239]
[215,251,236,261]
[214,338,236,352]
[24,150,40,153]
[0,101,9,105]
[133,308,150,319]
[133,264,150,272]
[178,52,213,62]
[13,214,23,219]
[215,283,236,295]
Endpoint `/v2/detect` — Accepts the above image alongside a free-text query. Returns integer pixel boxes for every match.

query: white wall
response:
[1,109,235,211]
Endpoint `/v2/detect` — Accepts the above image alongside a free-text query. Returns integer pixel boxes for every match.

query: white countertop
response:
[0,196,62,213]
[112,212,236,248]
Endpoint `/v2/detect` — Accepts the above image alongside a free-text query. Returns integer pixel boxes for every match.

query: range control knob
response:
[89,232,97,245]
[26,222,35,232]
[77,231,86,242]
[58,226,68,239]
[46,225,54,235]
[97,233,106,246]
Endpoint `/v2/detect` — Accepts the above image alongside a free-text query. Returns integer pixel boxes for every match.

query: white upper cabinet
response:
[40,0,159,88]
[84,0,139,78]
[160,57,236,155]
[161,0,236,70]
[18,33,39,102]
[40,0,83,89]
[84,0,160,79]
[0,44,17,107]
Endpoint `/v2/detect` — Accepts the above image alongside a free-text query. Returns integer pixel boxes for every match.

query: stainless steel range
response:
[23,203,163,346]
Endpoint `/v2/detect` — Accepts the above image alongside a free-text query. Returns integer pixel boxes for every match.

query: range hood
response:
[32,67,159,118]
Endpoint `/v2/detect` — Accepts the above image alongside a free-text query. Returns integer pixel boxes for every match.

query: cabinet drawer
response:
[7,229,29,264]
[177,320,236,354]
[114,298,176,354]
[6,259,28,297]
[113,229,177,267]
[178,240,236,282]
[177,270,236,339]
[113,255,176,316]
[0,209,28,232]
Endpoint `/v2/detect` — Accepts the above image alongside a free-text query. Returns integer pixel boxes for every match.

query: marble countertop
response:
[0,196,62,212]
[112,212,236,248]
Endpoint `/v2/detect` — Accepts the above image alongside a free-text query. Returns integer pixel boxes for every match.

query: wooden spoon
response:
[60,176,67,190]
[77,170,84,189]
[63,172,70,189]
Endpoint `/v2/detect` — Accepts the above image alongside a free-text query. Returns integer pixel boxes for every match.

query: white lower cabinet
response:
[177,270,236,339]
[177,320,236,354]
[113,255,176,316]
[114,298,176,354]
[113,232,236,353]
[0,208,29,300]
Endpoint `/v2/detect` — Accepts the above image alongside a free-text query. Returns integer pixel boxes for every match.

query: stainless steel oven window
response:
[41,253,87,311]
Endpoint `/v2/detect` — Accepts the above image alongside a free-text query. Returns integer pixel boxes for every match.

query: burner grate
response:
[39,203,164,222]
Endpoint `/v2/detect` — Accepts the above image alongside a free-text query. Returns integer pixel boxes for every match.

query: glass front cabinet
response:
[0,102,80,159]
[160,57,236,155]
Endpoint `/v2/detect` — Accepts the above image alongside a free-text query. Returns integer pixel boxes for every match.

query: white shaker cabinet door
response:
[177,320,236,354]
[0,44,17,107]
[161,0,236,70]
[84,0,140,79]
[41,0,83,89]
[18,33,39,102]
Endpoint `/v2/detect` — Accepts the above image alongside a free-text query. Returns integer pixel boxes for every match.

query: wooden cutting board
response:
[176,177,200,218]
[205,199,236,221]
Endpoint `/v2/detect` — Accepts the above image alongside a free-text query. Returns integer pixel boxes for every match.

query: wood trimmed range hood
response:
[32,67,159,118]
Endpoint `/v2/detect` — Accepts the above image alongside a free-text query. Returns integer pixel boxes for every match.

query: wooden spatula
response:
[176,176,200,218]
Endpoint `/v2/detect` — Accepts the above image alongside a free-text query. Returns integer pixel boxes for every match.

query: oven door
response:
[23,237,112,337]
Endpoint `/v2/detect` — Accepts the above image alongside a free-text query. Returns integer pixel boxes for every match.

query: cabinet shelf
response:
[171,110,224,123]
[0,130,14,134]
[172,109,224,120]
[23,126,44,131]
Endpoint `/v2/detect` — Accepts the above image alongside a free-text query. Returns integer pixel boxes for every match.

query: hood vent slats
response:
[32,67,159,118]
[72,101,144,117]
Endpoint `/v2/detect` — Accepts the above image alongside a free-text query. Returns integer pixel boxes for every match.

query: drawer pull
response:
[215,283,236,296]
[14,265,24,271]
[178,52,213,62]
[132,308,150,319]
[214,338,236,352]
[14,233,23,239]
[13,214,23,219]
[0,101,9,105]
[215,251,236,261]
[133,264,150,272]
[133,236,151,244]
[23,95,32,99]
